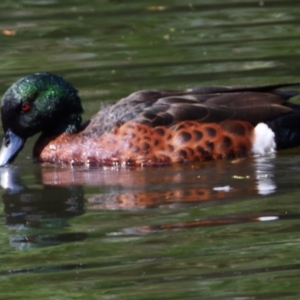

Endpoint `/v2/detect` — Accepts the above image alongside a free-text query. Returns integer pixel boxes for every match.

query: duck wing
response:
[93,83,300,133]
[134,82,300,126]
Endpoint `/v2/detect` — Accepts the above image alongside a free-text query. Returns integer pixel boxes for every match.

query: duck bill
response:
[0,129,25,167]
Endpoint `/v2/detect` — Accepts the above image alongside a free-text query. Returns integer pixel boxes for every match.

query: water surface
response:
[1,1,300,299]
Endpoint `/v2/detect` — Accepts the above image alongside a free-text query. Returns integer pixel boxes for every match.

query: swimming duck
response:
[0,73,299,167]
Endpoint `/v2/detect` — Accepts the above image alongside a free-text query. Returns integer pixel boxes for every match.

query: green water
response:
[1,0,300,299]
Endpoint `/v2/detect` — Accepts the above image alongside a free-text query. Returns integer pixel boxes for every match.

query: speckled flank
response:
[34,120,254,166]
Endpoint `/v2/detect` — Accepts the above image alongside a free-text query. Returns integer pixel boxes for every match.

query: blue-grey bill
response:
[0,130,25,167]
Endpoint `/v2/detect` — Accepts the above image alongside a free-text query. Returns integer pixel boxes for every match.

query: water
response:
[1,0,300,299]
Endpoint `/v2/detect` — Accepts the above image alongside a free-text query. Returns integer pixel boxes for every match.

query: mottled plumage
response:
[0,73,299,167]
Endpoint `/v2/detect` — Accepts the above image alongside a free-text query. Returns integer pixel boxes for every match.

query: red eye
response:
[21,102,31,112]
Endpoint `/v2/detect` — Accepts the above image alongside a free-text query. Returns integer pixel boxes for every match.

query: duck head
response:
[0,73,83,166]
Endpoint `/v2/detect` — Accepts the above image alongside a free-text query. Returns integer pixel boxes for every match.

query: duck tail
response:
[267,105,300,149]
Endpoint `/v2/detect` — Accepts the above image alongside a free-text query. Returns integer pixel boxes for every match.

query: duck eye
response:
[21,102,31,112]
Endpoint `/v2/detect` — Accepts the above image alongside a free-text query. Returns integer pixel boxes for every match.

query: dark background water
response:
[1,0,300,299]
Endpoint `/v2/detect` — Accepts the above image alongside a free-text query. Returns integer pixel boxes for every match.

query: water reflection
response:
[0,166,86,249]
[0,155,281,249]
[40,155,278,208]
[254,155,277,195]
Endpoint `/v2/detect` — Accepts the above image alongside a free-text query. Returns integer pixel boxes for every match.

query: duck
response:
[0,73,300,167]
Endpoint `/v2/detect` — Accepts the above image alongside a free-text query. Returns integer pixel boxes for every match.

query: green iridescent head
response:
[1,73,83,136]
[0,73,84,166]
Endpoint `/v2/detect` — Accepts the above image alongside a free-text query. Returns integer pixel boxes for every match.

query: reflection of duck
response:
[40,157,277,209]
[0,156,278,249]
[0,73,300,166]
[0,167,86,249]
[40,157,285,239]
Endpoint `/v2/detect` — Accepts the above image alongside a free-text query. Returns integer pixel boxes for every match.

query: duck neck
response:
[43,112,83,137]
[33,113,83,160]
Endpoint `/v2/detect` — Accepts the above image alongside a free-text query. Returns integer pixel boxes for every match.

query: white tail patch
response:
[252,123,276,155]
[258,216,279,222]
